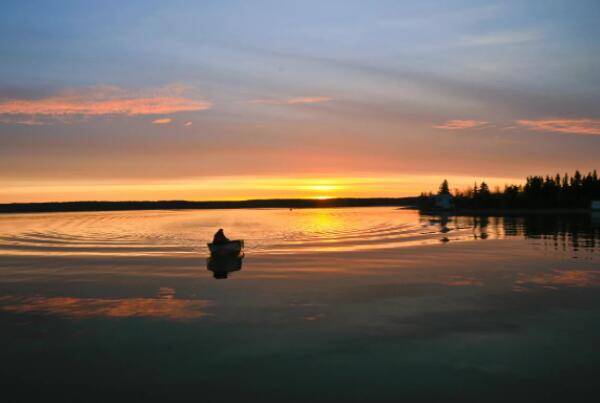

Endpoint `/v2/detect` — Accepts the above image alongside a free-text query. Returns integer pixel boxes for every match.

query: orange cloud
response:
[517,118,600,136]
[250,96,332,105]
[0,85,211,124]
[433,119,488,130]
[152,118,172,124]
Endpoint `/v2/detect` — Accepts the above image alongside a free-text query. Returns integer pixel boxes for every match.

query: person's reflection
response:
[207,254,244,279]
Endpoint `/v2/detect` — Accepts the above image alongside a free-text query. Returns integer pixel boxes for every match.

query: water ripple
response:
[2,208,593,257]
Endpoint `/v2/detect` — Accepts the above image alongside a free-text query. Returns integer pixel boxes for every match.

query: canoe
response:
[207,240,244,256]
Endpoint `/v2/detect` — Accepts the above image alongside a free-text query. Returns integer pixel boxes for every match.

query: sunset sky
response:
[1,0,600,202]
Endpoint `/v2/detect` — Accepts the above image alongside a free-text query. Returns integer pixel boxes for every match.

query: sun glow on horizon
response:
[0,174,525,204]
[297,184,343,192]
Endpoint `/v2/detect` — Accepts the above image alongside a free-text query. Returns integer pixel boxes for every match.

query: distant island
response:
[0,197,419,214]
[420,170,600,212]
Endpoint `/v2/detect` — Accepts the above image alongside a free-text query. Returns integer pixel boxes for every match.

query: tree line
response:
[421,170,600,209]
[0,197,419,214]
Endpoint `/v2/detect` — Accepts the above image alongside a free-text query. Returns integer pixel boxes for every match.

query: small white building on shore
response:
[434,193,454,210]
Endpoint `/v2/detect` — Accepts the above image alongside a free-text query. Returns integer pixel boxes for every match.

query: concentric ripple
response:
[0,207,581,257]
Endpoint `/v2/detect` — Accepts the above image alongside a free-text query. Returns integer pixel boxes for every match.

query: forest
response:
[421,170,600,209]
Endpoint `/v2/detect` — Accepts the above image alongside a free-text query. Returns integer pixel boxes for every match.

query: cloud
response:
[152,118,172,125]
[0,117,44,125]
[184,121,192,127]
[460,31,543,46]
[433,119,488,130]
[0,85,211,124]
[517,118,600,136]
[250,96,332,105]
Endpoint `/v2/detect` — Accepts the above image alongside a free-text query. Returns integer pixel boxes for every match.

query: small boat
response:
[207,240,244,256]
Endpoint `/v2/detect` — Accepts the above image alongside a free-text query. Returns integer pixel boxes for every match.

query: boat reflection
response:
[207,254,244,279]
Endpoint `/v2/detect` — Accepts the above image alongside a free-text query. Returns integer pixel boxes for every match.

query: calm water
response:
[1,208,599,402]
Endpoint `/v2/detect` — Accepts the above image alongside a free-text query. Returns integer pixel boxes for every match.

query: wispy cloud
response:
[517,118,600,136]
[0,117,44,126]
[433,119,488,130]
[184,121,192,127]
[460,31,542,46]
[250,96,332,106]
[152,118,172,125]
[0,85,211,124]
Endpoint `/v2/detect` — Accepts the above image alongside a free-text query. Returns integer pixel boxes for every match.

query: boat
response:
[207,240,244,256]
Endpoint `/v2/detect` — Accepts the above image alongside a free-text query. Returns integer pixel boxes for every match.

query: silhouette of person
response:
[213,228,230,244]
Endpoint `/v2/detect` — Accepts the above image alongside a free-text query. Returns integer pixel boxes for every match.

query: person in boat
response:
[212,228,230,244]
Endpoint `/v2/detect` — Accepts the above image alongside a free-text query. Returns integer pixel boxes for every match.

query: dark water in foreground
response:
[1,208,599,402]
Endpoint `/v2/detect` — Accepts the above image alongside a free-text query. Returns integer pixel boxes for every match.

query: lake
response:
[1,208,599,402]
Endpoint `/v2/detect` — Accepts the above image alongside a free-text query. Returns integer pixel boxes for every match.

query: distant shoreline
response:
[0,198,419,214]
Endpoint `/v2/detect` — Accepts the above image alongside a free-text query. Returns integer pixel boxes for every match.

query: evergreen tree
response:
[438,180,450,195]
[479,182,490,196]
[420,170,599,210]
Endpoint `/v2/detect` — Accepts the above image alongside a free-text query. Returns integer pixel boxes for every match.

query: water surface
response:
[1,208,599,402]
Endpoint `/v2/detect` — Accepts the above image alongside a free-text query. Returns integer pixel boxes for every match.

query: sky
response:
[1,0,600,202]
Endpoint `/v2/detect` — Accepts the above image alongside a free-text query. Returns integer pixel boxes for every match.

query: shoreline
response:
[0,198,419,214]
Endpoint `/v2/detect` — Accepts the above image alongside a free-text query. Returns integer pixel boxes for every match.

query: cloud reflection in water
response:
[0,295,210,320]
[515,270,600,291]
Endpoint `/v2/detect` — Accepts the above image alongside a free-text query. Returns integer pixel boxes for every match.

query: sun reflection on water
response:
[0,208,598,257]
